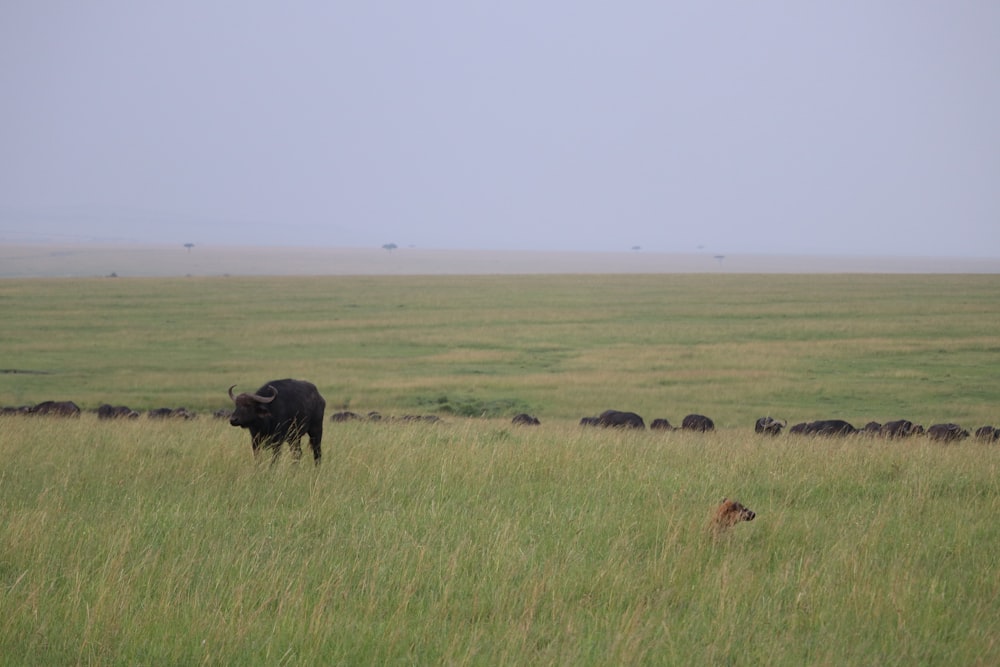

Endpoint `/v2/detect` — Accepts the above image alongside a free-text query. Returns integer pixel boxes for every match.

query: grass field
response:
[1,272,999,664]
[2,273,999,425]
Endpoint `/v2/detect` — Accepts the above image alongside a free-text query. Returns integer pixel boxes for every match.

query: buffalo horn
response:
[228,384,277,403]
[250,385,278,403]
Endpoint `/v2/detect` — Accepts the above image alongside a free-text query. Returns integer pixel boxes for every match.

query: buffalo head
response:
[228,384,278,427]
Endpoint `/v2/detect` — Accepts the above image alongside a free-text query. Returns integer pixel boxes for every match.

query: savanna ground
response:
[1,272,999,665]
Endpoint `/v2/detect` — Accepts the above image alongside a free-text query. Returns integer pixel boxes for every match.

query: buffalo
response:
[974,426,999,442]
[682,414,715,432]
[755,416,786,436]
[926,423,969,443]
[97,404,140,420]
[228,379,326,465]
[649,418,675,431]
[596,409,645,429]
[790,419,857,436]
[512,413,541,426]
[30,401,81,417]
[330,411,362,422]
[879,419,923,439]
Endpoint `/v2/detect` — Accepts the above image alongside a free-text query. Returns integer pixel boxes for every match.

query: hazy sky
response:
[2,2,998,256]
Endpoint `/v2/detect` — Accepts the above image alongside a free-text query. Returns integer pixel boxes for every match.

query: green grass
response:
[2,417,998,665]
[1,273,999,426]
[1,273,1000,664]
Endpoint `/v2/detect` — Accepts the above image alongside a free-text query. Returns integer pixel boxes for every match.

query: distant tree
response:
[382,243,398,251]
[184,243,195,252]
[631,246,641,251]
[714,255,726,267]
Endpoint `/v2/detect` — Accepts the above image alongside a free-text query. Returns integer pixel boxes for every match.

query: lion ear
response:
[720,497,728,504]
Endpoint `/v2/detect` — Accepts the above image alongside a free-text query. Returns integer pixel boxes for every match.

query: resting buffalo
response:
[880,419,923,438]
[795,419,857,436]
[596,409,645,429]
[650,418,675,431]
[228,379,326,465]
[755,416,786,436]
[512,413,541,426]
[30,401,81,417]
[926,423,969,443]
[975,426,999,442]
[97,404,140,420]
[682,414,715,432]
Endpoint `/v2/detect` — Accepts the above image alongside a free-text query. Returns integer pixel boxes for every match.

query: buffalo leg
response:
[289,438,303,463]
[308,432,322,466]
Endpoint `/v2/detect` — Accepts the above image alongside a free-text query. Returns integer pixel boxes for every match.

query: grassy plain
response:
[1,273,999,425]
[1,273,1000,664]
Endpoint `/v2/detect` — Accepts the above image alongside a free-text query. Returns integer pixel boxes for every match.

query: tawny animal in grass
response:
[712,498,756,532]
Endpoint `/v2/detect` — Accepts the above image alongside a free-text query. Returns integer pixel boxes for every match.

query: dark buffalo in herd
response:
[975,425,999,442]
[755,416,786,436]
[925,423,970,442]
[789,419,858,436]
[28,400,81,417]
[512,413,541,426]
[596,410,646,429]
[97,404,140,420]
[228,378,326,465]
[681,414,715,432]
[579,411,720,432]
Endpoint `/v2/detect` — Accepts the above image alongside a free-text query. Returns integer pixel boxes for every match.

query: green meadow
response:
[1,273,999,664]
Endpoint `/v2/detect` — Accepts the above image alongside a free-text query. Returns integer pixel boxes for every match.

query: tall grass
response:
[2,415,999,664]
[1,273,999,663]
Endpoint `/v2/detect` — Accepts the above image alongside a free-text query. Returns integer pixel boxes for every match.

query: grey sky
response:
[2,2,998,256]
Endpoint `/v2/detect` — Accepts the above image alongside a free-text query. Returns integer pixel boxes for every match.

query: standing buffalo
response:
[228,379,326,465]
[755,416,786,436]
[682,414,715,432]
